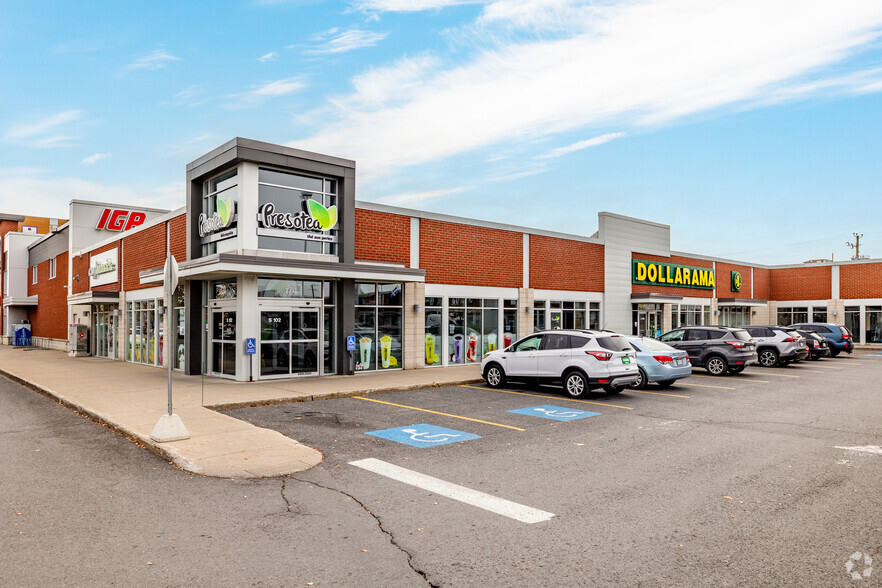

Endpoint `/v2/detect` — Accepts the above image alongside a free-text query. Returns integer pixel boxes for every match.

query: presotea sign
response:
[632,259,715,290]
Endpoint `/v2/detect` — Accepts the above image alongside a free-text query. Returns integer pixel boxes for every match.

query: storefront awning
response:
[139,253,426,285]
[67,291,120,305]
[2,295,38,307]
[716,298,768,307]
[630,293,684,304]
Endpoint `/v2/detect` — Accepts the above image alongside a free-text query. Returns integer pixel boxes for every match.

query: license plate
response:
[676,358,686,366]
[622,357,631,364]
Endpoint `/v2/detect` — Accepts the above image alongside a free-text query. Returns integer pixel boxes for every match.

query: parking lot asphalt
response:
[227,353,882,586]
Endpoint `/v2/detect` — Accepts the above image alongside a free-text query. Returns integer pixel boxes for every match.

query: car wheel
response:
[602,385,623,395]
[830,349,840,357]
[630,368,647,390]
[809,353,820,361]
[729,365,745,374]
[484,364,506,388]
[705,355,728,376]
[758,349,779,368]
[656,380,675,388]
[563,371,588,398]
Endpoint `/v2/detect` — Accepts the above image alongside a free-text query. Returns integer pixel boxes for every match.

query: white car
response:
[481,329,638,398]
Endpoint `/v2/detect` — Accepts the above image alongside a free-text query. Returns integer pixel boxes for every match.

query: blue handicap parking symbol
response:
[508,405,601,422]
[245,338,257,355]
[366,424,481,448]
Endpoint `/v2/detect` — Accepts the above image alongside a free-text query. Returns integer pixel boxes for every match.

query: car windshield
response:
[636,338,677,352]
[596,335,633,352]
[731,329,752,342]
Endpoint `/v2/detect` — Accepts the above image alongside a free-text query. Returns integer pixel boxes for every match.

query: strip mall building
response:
[3,138,882,381]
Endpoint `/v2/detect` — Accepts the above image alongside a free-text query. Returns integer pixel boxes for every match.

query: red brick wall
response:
[753,267,771,300]
[71,254,91,294]
[530,235,604,291]
[769,266,831,301]
[26,252,68,340]
[840,263,882,299]
[631,253,715,298]
[716,262,753,299]
[355,209,410,266]
[169,213,187,262]
[123,223,167,291]
[420,219,522,287]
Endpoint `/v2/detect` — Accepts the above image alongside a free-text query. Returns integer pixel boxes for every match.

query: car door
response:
[681,329,709,365]
[504,334,543,377]
[536,333,572,378]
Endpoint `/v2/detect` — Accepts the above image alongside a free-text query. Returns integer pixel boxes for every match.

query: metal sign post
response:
[150,253,190,443]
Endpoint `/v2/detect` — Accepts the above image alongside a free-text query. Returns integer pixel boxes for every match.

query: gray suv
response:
[738,326,808,367]
[658,326,758,376]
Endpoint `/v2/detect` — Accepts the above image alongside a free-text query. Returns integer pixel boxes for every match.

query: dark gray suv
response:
[658,326,758,376]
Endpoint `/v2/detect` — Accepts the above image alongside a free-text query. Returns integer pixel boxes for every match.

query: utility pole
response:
[846,233,866,260]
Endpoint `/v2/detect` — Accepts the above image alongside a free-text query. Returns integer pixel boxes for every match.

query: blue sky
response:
[2,0,881,264]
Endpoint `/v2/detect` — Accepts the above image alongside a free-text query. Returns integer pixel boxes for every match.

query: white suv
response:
[481,330,638,397]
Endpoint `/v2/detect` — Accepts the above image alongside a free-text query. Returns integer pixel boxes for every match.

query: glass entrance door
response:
[637,309,661,338]
[259,304,321,378]
[210,308,237,376]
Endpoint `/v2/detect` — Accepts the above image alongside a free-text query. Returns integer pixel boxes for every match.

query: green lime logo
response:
[306,199,338,231]
[216,192,234,228]
[731,271,742,292]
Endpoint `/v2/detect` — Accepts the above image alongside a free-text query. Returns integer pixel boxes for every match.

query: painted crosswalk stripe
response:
[349,458,555,524]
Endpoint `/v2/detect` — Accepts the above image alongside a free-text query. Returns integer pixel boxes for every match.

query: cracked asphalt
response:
[3,354,881,586]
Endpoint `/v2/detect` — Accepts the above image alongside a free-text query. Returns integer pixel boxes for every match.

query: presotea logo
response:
[198,192,235,238]
[257,199,338,232]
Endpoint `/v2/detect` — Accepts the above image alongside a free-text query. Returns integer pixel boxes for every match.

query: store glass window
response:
[257,167,339,256]
[671,304,708,328]
[449,299,466,364]
[866,306,882,343]
[777,306,808,326]
[202,169,238,257]
[589,302,600,330]
[533,300,546,332]
[425,298,443,367]
[126,299,161,367]
[173,287,186,370]
[211,310,237,376]
[258,278,323,299]
[719,306,749,327]
[812,307,828,322]
[355,282,402,371]
[845,306,860,342]
[502,299,517,349]
[212,278,237,300]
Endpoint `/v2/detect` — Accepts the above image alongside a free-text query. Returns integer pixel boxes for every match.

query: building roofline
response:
[356,200,603,245]
[69,199,171,215]
[74,206,186,257]
[186,137,356,176]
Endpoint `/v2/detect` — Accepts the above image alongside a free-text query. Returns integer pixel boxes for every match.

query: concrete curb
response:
[210,378,485,412]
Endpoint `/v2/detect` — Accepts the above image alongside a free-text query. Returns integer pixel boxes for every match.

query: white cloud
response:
[251,77,305,96]
[537,132,626,159]
[354,0,482,12]
[82,152,112,164]
[120,50,181,74]
[171,85,207,107]
[375,186,465,204]
[0,172,182,217]
[306,29,389,54]
[258,51,278,62]
[295,0,882,175]
[5,110,83,148]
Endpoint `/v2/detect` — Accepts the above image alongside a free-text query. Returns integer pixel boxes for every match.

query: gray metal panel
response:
[28,228,68,265]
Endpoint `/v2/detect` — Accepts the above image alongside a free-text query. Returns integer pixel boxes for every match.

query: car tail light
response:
[782,337,796,342]
[598,379,610,383]
[653,355,673,365]
[725,341,744,348]
[842,333,851,339]
[585,350,612,361]
[813,340,819,348]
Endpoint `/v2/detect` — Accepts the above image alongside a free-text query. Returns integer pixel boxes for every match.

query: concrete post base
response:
[150,413,190,442]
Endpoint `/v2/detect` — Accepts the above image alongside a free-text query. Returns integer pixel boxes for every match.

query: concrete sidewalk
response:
[0,346,482,478]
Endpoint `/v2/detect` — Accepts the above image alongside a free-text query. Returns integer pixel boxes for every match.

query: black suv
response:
[658,326,758,376]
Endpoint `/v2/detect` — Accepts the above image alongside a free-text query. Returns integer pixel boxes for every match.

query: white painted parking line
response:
[835,445,882,455]
[349,458,555,524]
